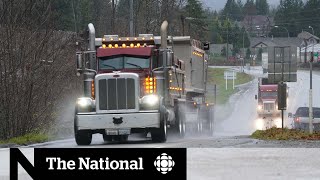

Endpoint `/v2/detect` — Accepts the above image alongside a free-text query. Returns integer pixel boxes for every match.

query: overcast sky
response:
[201,0,280,11]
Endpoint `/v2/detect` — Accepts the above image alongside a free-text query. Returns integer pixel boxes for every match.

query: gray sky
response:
[201,0,280,11]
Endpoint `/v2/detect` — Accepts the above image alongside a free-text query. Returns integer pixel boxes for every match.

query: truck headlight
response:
[257,105,262,110]
[76,97,95,112]
[140,95,160,109]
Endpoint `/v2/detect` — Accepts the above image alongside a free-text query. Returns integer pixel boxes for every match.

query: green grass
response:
[206,68,254,105]
[0,133,50,145]
[251,127,320,140]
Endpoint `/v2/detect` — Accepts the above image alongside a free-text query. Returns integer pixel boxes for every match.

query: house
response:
[298,31,320,46]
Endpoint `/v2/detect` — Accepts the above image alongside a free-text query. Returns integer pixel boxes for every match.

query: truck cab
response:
[256,78,281,117]
[74,32,167,145]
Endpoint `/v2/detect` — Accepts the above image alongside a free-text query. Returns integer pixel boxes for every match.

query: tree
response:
[0,0,80,140]
[184,0,207,40]
[246,48,252,60]
[243,0,257,15]
[241,27,251,48]
[271,0,304,37]
[301,0,320,37]
[222,0,242,21]
[256,0,269,15]
[51,0,75,31]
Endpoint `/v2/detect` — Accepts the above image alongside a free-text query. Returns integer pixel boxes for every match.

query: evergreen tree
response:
[243,0,257,15]
[302,0,320,37]
[271,0,304,37]
[51,0,74,31]
[256,0,269,15]
[222,0,242,21]
[184,0,207,40]
[246,48,251,60]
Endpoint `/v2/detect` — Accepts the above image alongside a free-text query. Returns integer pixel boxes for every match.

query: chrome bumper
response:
[76,111,160,130]
[258,110,281,116]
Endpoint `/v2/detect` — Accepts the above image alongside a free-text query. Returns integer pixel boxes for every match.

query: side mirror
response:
[255,95,257,100]
[203,42,210,51]
[288,113,292,118]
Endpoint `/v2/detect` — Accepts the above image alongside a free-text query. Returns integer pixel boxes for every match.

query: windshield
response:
[99,55,150,71]
[296,108,320,117]
[261,92,277,97]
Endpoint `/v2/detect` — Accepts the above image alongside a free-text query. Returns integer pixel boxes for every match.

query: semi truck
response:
[255,78,281,118]
[73,21,214,145]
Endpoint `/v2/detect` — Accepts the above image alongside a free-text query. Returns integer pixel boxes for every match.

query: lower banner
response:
[10,148,186,180]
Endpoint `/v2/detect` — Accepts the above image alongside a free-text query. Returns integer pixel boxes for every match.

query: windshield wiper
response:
[101,63,118,71]
[126,62,144,70]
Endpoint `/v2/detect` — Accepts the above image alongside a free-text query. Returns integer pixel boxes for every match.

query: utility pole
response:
[71,0,77,33]
[242,30,245,72]
[181,15,185,36]
[281,47,284,129]
[226,14,229,62]
[309,25,314,134]
[129,0,134,36]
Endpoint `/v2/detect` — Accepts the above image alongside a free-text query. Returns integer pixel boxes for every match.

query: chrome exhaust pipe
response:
[160,21,168,49]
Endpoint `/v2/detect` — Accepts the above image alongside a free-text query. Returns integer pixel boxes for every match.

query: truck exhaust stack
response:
[160,21,168,49]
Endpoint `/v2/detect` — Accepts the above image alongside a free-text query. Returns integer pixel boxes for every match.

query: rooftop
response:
[251,37,302,48]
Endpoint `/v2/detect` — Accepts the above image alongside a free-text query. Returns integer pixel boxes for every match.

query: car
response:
[289,107,320,131]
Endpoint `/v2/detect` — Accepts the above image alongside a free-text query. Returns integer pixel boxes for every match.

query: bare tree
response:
[0,0,81,140]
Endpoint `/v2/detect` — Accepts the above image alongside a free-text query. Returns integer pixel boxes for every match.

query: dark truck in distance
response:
[289,107,320,131]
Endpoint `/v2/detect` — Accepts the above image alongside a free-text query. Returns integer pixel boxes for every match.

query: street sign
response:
[224,71,237,80]
[224,71,237,90]
[267,46,297,83]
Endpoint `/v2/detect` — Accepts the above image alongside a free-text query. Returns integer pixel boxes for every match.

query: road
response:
[2,67,320,179]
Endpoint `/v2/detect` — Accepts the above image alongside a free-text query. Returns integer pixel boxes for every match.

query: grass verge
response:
[251,127,320,140]
[206,68,253,105]
[0,133,51,146]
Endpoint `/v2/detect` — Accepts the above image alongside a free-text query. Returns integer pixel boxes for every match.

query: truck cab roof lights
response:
[102,35,155,43]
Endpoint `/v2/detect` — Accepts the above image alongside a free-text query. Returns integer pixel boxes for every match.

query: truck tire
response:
[208,106,214,136]
[196,108,203,134]
[74,109,92,146]
[75,130,92,145]
[151,107,167,143]
[174,104,186,138]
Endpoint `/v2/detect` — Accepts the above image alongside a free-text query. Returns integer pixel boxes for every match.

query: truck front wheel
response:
[75,129,92,146]
[151,108,167,143]
[74,115,92,146]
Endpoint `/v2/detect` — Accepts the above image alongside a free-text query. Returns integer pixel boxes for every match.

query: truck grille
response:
[98,78,136,110]
[264,103,274,111]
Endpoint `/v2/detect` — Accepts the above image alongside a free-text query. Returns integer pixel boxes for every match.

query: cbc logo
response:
[154,153,175,174]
